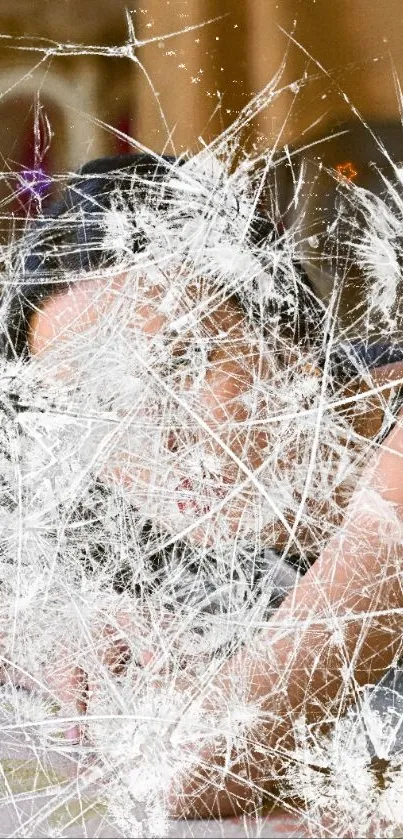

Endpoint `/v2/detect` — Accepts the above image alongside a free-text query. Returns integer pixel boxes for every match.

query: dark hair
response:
[3,152,323,602]
[6,154,181,359]
[5,152,318,361]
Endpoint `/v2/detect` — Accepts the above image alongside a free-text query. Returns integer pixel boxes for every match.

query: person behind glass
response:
[5,151,403,817]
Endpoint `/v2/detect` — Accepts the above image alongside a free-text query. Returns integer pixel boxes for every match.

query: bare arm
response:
[177,408,403,818]
[259,403,403,701]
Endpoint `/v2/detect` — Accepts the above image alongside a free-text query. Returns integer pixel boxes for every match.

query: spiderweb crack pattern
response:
[1,11,403,839]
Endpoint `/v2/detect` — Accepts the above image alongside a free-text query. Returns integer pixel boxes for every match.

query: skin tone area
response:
[25,277,403,816]
[26,275,390,548]
[28,275,287,547]
[170,415,403,818]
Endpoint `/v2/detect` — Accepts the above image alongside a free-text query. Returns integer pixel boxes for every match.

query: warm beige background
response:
[1,0,403,171]
[1,0,402,330]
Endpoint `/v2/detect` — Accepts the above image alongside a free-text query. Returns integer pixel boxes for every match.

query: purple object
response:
[19,167,52,201]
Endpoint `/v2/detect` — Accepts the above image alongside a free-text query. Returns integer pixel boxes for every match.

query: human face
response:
[28,272,280,547]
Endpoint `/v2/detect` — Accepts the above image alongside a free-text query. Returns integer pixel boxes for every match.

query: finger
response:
[95,625,132,675]
[2,653,87,744]
[43,656,87,742]
[96,611,166,671]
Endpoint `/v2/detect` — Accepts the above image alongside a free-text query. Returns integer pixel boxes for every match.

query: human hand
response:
[2,610,284,819]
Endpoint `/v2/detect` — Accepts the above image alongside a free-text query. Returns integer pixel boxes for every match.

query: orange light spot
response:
[301,362,321,378]
[336,161,358,182]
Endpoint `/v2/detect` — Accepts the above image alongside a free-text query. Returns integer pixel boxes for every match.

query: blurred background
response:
[2,0,403,173]
[2,0,403,331]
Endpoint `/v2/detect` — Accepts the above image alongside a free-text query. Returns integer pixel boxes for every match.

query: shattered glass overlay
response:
[1,11,403,839]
